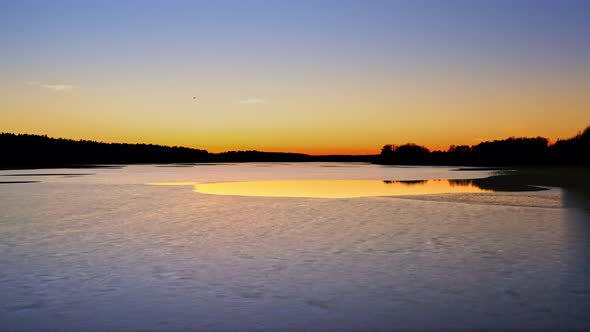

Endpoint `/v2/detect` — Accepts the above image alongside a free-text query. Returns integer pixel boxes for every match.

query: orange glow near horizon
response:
[2,51,589,155]
[2,49,589,156]
[1,126,586,156]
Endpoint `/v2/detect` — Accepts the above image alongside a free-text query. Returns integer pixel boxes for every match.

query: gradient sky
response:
[1,0,589,154]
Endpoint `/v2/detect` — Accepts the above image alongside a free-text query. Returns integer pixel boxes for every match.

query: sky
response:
[1,0,589,154]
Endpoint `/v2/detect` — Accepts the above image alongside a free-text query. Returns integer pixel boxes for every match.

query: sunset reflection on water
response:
[150,179,492,198]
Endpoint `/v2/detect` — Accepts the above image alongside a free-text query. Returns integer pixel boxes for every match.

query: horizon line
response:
[3,126,587,157]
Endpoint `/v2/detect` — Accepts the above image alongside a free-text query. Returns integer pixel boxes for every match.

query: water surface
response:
[151,179,494,198]
[0,163,588,331]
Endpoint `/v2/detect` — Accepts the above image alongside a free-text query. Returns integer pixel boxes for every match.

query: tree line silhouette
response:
[0,134,210,169]
[1,125,588,169]
[377,125,590,166]
[0,133,373,169]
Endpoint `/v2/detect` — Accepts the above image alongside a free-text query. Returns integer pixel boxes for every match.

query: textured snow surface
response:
[0,164,589,331]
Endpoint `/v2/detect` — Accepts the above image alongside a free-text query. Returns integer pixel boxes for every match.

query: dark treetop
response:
[376,125,590,166]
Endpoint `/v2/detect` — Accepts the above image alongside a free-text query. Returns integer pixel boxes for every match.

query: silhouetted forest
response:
[0,134,210,169]
[1,125,588,169]
[0,133,373,169]
[377,125,590,166]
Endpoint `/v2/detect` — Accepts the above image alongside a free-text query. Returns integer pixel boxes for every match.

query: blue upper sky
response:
[3,0,588,68]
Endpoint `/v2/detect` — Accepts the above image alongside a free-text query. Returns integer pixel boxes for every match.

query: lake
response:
[1,163,589,331]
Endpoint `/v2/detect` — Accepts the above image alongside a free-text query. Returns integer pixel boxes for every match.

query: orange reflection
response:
[187,179,491,198]
[147,182,197,186]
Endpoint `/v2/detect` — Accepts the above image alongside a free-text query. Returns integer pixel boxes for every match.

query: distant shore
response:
[0,133,375,169]
[2,125,588,169]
